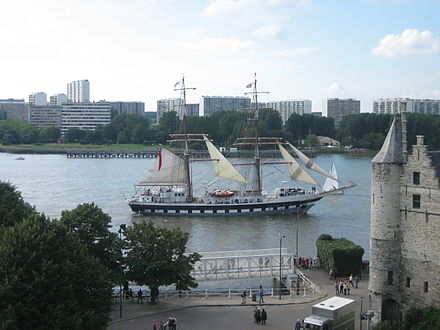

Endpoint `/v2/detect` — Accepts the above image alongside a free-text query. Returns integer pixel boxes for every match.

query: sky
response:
[1,0,439,114]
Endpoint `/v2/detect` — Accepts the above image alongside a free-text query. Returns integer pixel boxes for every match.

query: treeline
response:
[0,182,200,328]
[2,110,440,150]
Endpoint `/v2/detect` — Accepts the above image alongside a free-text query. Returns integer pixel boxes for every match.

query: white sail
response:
[286,142,338,181]
[322,162,339,192]
[278,144,319,186]
[204,136,248,184]
[138,148,188,185]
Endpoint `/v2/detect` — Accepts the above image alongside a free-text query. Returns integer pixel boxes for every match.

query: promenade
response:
[109,268,370,330]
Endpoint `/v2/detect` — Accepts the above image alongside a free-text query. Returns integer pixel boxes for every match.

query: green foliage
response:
[0,214,113,329]
[372,320,399,330]
[0,181,35,228]
[285,114,336,143]
[316,234,364,276]
[159,111,179,133]
[125,221,201,302]
[64,127,86,143]
[59,203,122,284]
[403,306,440,330]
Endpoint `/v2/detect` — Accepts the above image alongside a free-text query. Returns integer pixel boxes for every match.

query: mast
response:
[174,75,196,201]
[244,73,268,195]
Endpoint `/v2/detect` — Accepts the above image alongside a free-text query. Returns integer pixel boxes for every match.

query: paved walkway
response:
[109,268,370,329]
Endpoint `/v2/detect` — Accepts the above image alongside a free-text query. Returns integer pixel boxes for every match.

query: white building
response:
[373,98,440,115]
[107,101,145,116]
[61,102,110,133]
[67,80,90,103]
[49,93,68,106]
[265,100,312,123]
[200,96,251,117]
[29,92,47,106]
[327,98,360,123]
[156,98,182,124]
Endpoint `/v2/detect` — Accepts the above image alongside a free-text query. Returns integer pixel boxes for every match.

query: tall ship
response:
[128,76,337,217]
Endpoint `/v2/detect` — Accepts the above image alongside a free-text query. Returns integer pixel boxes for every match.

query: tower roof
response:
[372,117,403,164]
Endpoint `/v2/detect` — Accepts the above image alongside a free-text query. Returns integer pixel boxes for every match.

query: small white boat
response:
[321,162,357,195]
[15,156,25,160]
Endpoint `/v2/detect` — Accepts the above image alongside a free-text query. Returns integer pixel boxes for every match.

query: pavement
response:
[108,268,370,330]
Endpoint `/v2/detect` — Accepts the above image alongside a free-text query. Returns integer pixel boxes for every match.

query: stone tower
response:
[369,117,404,323]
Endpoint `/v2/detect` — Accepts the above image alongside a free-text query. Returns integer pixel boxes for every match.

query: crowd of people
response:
[331,273,360,296]
[152,317,177,330]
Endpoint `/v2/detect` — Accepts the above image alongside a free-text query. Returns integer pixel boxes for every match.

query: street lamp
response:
[295,209,304,257]
[278,232,285,300]
[118,224,127,318]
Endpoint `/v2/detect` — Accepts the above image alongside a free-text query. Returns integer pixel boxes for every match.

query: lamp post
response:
[278,232,285,300]
[118,224,126,319]
[295,209,304,257]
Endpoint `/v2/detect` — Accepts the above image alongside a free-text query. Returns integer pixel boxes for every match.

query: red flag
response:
[246,82,253,88]
[158,150,162,170]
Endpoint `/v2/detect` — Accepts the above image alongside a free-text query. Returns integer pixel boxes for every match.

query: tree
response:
[0,214,113,329]
[59,203,121,284]
[64,128,86,143]
[0,181,35,228]
[38,126,61,143]
[159,111,179,133]
[125,221,200,303]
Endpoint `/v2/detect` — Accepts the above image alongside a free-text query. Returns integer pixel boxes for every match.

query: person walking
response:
[295,319,302,330]
[241,288,247,304]
[355,274,360,288]
[259,285,264,304]
[349,274,354,287]
[334,281,339,295]
[137,289,143,304]
[261,309,267,325]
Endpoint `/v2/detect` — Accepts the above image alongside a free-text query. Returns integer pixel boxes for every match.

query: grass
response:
[0,143,159,154]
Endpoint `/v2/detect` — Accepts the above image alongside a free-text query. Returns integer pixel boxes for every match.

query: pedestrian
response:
[159,320,164,330]
[259,285,264,304]
[255,307,261,323]
[355,274,360,288]
[129,288,134,303]
[295,318,302,330]
[172,317,177,330]
[253,307,258,322]
[261,309,267,325]
[153,320,157,330]
[167,317,174,330]
[343,282,347,295]
[241,288,247,304]
[349,274,354,287]
[347,281,351,295]
[339,281,344,294]
[334,281,339,295]
[329,268,333,279]
[137,289,143,304]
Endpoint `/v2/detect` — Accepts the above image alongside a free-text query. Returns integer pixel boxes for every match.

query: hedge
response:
[316,234,364,277]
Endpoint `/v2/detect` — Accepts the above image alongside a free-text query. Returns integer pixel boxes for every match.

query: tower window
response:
[387,271,394,285]
[413,194,421,209]
[424,282,428,293]
[406,277,411,288]
[413,172,420,185]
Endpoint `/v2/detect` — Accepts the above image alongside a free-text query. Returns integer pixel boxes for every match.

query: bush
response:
[404,306,440,329]
[316,234,364,276]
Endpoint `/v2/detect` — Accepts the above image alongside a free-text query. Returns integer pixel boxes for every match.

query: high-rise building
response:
[61,101,110,133]
[49,94,68,106]
[373,98,440,115]
[265,100,312,123]
[29,92,47,106]
[107,101,145,116]
[175,103,199,119]
[327,98,360,123]
[67,80,90,103]
[0,99,30,122]
[200,96,251,117]
[29,106,63,127]
[156,98,182,124]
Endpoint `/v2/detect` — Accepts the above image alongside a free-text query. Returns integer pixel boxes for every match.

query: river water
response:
[0,152,372,258]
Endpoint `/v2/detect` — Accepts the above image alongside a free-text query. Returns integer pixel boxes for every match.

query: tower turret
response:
[369,117,404,324]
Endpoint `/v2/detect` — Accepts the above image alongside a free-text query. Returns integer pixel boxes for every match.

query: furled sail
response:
[286,142,338,181]
[204,136,248,184]
[322,162,339,192]
[278,143,319,186]
[137,148,188,185]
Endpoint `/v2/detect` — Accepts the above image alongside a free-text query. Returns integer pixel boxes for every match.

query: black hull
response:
[129,196,322,217]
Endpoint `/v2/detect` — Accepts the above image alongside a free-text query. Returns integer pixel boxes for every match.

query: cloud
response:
[255,25,284,38]
[180,36,255,53]
[372,29,440,57]
[324,83,352,98]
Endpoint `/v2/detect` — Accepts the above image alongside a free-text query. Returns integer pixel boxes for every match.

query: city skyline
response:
[1,0,439,114]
